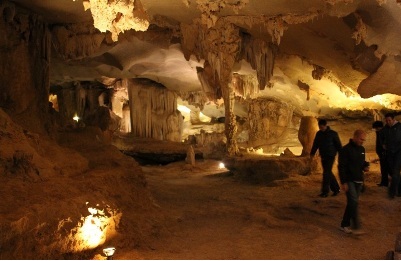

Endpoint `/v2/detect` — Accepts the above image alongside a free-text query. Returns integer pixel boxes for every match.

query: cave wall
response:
[0,1,51,134]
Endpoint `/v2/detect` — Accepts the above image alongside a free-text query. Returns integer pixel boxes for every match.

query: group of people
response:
[372,113,401,198]
[309,113,401,235]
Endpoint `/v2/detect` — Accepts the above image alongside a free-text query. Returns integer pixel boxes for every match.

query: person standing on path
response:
[310,119,342,197]
[372,120,389,187]
[338,129,369,235]
[382,113,401,198]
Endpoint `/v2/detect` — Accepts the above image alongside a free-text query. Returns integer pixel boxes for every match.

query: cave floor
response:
[118,159,398,260]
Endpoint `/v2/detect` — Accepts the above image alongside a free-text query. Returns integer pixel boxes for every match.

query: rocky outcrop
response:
[0,1,51,134]
[247,98,294,148]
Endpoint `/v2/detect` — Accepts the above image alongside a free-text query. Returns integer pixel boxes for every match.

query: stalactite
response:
[178,91,209,111]
[182,18,242,155]
[352,12,367,45]
[231,73,259,98]
[127,79,182,142]
[122,104,131,133]
[196,62,223,101]
[241,36,276,90]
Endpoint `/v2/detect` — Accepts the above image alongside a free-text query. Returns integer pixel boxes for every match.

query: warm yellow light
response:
[103,247,116,257]
[218,162,225,169]
[75,206,113,250]
[73,114,80,122]
[79,214,104,248]
[255,148,264,155]
[199,112,211,123]
[177,104,191,113]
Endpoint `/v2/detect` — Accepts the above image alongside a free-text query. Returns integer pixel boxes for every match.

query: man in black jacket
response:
[338,129,369,235]
[382,113,401,198]
[310,119,342,197]
[372,120,388,187]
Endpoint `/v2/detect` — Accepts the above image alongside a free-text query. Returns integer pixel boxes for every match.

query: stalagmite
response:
[223,83,239,156]
[185,145,196,166]
[298,116,319,156]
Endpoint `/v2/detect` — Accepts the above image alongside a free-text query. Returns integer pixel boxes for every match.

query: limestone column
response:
[222,82,238,156]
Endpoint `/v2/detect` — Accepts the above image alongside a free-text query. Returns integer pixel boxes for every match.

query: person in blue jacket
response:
[310,119,342,197]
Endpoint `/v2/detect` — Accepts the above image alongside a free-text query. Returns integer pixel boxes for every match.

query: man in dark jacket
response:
[372,120,388,187]
[310,119,342,197]
[382,113,401,198]
[338,129,369,235]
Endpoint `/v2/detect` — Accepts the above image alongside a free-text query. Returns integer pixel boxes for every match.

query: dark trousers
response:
[378,154,389,186]
[386,150,401,196]
[321,156,340,194]
[341,181,362,229]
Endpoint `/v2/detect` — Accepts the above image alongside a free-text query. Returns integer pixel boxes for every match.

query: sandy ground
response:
[119,158,401,260]
[1,107,399,259]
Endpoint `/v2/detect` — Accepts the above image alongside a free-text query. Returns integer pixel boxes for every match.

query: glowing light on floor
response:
[69,203,122,252]
[77,207,107,248]
[73,113,80,122]
[103,247,116,259]
[218,162,225,169]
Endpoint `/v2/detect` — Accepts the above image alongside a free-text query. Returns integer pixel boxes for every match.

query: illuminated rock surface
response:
[1,0,401,259]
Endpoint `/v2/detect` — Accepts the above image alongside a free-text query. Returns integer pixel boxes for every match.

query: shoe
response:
[319,193,328,198]
[352,229,366,235]
[332,190,340,196]
[339,226,353,234]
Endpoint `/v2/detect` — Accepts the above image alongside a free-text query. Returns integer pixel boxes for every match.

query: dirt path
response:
[121,159,401,260]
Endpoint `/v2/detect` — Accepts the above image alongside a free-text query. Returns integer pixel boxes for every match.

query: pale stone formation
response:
[185,145,196,166]
[298,116,319,156]
[83,0,149,41]
[127,79,183,142]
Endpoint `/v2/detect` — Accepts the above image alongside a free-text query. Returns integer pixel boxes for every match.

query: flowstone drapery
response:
[127,79,183,142]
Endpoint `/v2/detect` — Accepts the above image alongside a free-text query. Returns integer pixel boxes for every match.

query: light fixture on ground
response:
[103,247,116,260]
[73,114,80,122]
[219,162,225,169]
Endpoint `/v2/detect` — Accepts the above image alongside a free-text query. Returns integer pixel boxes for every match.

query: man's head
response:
[372,121,384,131]
[353,129,367,146]
[385,112,396,127]
[318,119,328,131]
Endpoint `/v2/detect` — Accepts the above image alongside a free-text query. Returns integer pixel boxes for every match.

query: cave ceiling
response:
[8,0,401,116]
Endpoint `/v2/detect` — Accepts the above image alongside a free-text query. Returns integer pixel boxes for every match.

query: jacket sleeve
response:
[333,132,342,153]
[338,146,349,184]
